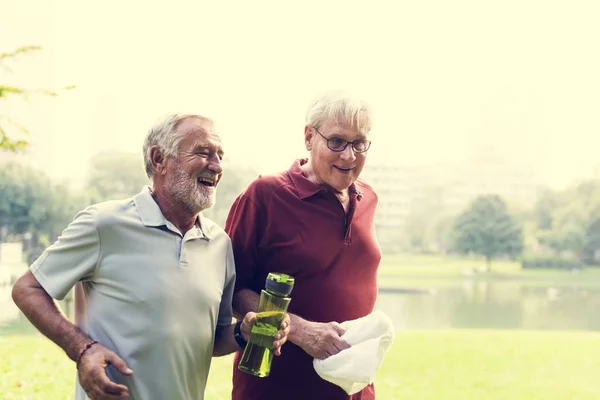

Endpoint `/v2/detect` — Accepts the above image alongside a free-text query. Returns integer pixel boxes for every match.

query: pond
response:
[376,279,600,331]
[2,277,600,334]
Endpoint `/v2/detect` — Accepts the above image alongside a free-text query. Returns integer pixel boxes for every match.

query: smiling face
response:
[303,118,369,193]
[163,117,224,214]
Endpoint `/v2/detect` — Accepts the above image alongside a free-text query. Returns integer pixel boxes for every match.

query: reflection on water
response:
[376,280,600,331]
[2,278,600,334]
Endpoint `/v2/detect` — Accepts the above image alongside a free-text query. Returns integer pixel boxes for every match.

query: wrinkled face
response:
[165,118,224,214]
[304,118,369,192]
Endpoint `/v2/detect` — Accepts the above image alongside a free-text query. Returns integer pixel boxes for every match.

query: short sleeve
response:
[217,240,236,327]
[30,208,100,300]
[225,193,263,294]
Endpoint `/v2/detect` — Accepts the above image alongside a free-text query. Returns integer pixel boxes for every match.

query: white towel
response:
[313,310,395,395]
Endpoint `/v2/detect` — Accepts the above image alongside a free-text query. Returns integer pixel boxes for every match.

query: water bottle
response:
[238,272,295,377]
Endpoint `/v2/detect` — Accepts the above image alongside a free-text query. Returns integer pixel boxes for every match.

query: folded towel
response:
[313,310,395,395]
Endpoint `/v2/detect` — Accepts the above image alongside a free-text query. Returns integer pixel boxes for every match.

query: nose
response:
[207,154,223,174]
[339,144,356,161]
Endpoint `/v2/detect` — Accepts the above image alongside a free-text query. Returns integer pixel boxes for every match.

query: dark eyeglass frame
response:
[312,126,372,153]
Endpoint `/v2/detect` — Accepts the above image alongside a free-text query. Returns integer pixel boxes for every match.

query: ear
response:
[304,125,314,151]
[149,146,168,176]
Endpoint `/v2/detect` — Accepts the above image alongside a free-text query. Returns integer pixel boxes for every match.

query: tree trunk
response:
[485,255,492,272]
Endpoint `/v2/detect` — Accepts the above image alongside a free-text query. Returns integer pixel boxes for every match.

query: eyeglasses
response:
[312,126,371,153]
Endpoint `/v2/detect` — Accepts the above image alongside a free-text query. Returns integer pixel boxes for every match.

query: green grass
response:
[3,330,600,399]
[378,254,600,287]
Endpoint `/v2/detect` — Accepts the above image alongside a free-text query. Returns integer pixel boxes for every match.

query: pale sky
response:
[2,0,600,188]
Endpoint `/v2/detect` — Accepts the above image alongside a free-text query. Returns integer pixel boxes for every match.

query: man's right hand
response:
[77,343,133,400]
[292,319,351,360]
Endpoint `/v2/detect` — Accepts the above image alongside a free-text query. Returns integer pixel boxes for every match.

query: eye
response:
[328,138,347,150]
[353,140,369,152]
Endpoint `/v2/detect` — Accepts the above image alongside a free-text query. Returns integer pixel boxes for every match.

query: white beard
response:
[170,163,217,214]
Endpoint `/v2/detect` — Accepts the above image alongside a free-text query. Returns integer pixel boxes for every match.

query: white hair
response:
[142,113,213,178]
[305,90,373,134]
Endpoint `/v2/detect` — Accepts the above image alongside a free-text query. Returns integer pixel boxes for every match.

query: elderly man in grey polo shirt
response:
[12,114,290,400]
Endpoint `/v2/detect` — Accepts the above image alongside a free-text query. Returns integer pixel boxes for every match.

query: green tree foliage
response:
[83,151,257,227]
[399,186,458,254]
[86,151,149,203]
[0,163,39,238]
[583,217,600,265]
[0,46,74,152]
[452,194,524,268]
[0,163,84,249]
[533,181,600,257]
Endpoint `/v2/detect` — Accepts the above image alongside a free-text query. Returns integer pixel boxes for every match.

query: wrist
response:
[233,321,248,349]
[75,340,98,369]
[288,314,308,345]
[64,327,94,362]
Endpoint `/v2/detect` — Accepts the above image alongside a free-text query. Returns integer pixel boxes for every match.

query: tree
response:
[533,180,600,257]
[0,162,84,248]
[452,194,524,269]
[0,163,40,240]
[582,215,600,265]
[86,151,149,203]
[1,46,74,151]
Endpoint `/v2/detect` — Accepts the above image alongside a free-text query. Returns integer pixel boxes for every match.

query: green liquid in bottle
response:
[238,311,284,377]
[238,273,294,378]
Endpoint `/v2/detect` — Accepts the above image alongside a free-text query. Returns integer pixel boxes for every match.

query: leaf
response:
[0,127,28,152]
[0,86,26,98]
[0,45,75,152]
[0,115,30,134]
[0,46,43,61]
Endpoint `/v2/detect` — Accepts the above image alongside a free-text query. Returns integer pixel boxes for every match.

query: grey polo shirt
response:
[31,187,235,400]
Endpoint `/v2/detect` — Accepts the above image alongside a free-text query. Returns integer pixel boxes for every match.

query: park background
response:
[2,1,600,398]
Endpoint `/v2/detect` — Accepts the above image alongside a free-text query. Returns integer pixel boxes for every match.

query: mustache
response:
[196,173,218,180]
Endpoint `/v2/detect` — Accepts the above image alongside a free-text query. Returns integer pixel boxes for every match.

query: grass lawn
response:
[2,330,600,400]
[378,254,600,287]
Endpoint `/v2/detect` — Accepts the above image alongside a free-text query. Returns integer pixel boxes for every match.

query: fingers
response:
[79,346,131,400]
[317,322,350,359]
[280,315,290,331]
[87,373,129,400]
[272,315,291,356]
[331,321,346,337]
[243,311,257,325]
[240,312,257,335]
[106,352,133,376]
[333,338,351,352]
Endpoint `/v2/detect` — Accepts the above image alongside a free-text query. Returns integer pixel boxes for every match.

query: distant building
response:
[362,153,541,231]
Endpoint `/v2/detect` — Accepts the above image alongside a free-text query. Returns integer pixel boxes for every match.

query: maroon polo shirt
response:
[225,159,382,400]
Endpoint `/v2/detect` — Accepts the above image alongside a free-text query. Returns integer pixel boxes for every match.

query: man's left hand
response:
[240,312,291,356]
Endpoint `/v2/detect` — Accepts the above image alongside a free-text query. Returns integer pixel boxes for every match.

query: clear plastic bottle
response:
[238,272,295,377]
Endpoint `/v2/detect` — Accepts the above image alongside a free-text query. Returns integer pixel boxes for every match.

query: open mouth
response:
[334,166,353,173]
[197,177,217,187]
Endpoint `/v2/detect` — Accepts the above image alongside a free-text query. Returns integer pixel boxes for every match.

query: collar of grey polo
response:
[143,188,213,239]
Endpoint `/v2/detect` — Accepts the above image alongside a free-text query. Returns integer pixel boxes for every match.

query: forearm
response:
[12,271,92,361]
[213,324,243,357]
[232,288,260,320]
[288,313,311,346]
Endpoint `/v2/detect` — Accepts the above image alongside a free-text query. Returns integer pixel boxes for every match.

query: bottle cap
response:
[265,272,294,296]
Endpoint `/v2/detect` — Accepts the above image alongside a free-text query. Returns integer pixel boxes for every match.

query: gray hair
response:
[142,113,212,178]
[305,90,373,134]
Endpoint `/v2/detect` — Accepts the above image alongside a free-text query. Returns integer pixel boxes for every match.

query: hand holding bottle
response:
[239,311,291,356]
[238,272,295,377]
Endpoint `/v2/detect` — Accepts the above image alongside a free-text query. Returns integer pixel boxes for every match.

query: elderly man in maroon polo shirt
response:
[225,90,381,399]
